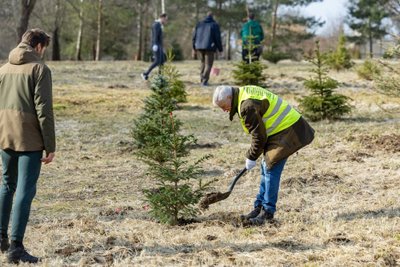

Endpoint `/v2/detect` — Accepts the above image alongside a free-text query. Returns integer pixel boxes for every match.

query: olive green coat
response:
[0,43,55,153]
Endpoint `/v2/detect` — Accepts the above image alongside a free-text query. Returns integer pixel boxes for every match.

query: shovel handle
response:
[227,167,247,192]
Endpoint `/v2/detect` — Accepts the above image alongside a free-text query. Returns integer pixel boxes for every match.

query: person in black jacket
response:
[141,13,168,80]
[192,12,223,86]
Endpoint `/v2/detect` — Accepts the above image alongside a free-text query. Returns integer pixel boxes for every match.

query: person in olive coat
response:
[0,28,55,264]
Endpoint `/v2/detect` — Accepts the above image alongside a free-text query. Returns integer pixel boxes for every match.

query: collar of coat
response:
[229,87,239,121]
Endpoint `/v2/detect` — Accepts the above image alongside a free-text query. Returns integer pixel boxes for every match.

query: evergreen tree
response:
[374,37,400,97]
[142,112,211,225]
[326,34,354,71]
[233,33,267,86]
[356,59,381,80]
[299,41,352,121]
[347,0,389,58]
[132,76,176,163]
[161,50,187,104]
[232,61,266,86]
[132,75,212,225]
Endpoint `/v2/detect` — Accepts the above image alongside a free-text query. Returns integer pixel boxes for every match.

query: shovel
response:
[200,168,247,209]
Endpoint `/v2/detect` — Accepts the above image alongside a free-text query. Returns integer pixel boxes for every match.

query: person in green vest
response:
[240,13,264,63]
[212,85,315,225]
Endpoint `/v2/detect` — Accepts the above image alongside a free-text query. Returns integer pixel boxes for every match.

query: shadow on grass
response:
[179,105,209,111]
[189,142,222,149]
[340,116,400,124]
[126,239,324,258]
[335,207,400,221]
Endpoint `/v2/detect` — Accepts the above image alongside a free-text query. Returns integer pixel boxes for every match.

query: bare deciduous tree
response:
[17,0,37,43]
[95,0,103,61]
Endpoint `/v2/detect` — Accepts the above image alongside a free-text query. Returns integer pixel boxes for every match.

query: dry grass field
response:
[0,59,399,266]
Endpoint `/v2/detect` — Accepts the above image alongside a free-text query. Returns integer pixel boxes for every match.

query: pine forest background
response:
[1,0,399,61]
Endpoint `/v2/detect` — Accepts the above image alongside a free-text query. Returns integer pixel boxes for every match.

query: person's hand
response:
[41,152,55,164]
[152,45,158,52]
[245,158,256,170]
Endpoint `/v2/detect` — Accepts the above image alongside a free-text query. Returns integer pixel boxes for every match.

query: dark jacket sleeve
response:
[241,99,269,161]
[34,64,56,153]
[152,22,162,46]
[213,23,223,52]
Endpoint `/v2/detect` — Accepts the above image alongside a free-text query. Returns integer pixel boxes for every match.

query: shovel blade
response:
[199,191,231,209]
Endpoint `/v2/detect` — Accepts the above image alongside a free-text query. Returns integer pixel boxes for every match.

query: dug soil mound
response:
[199,191,229,209]
[358,134,400,153]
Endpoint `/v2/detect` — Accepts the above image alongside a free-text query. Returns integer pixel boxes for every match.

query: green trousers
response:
[0,149,42,242]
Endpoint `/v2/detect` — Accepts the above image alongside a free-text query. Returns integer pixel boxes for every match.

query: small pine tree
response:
[326,34,354,71]
[374,36,400,97]
[132,76,176,162]
[299,41,352,121]
[233,32,266,86]
[161,49,187,103]
[142,113,211,225]
[132,74,212,225]
[262,49,290,64]
[356,59,381,80]
[232,60,266,86]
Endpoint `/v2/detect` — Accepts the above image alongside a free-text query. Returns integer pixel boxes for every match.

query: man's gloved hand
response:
[245,159,257,170]
[152,45,158,52]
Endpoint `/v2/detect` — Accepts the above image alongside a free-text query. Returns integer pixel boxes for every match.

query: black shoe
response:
[7,246,39,264]
[0,237,9,252]
[249,209,274,226]
[240,206,262,221]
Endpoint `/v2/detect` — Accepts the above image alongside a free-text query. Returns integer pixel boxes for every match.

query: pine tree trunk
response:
[136,2,143,60]
[75,0,84,61]
[144,7,150,62]
[52,0,62,61]
[52,27,61,60]
[270,0,280,52]
[95,0,102,61]
[368,19,373,58]
[225,28,231,60]
[17,0,37,43]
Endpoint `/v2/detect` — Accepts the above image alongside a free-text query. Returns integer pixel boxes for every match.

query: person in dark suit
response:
[141,13,168,80]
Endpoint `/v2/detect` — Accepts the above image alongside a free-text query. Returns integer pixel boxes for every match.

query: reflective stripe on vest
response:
[237,86,301,136]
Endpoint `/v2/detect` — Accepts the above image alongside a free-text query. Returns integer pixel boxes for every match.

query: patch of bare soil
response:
[358,134,400,153]
[55,245,84,257]
[204,211,243,227]
[283,172,342,189]
[324,233,352,245]
[346,151,372,162]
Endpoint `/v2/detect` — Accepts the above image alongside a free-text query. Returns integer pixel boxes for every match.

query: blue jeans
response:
[0,149,42,242]
[254,158,287,214]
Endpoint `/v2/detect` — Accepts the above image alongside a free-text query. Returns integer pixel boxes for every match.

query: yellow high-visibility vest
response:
[238,86,301,136]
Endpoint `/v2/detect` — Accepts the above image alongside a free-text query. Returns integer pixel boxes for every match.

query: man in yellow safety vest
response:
[213,85,315,225]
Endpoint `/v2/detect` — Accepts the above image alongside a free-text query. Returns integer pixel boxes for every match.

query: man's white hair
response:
[212,85,233,106]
